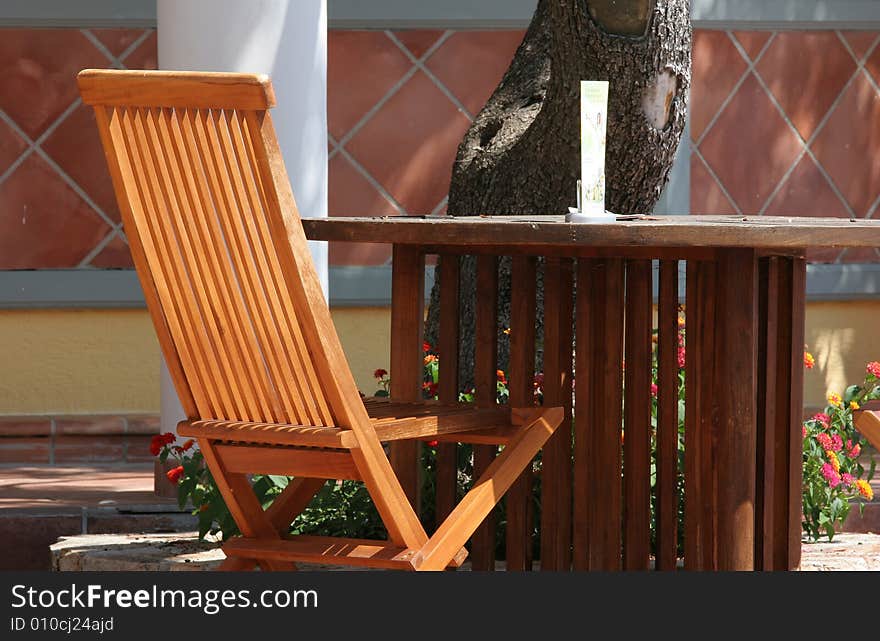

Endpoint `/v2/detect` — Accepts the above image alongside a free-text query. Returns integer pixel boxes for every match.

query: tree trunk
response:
[425,0,691,388]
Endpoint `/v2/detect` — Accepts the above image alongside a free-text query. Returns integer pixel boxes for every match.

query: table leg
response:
[390,244,426,511]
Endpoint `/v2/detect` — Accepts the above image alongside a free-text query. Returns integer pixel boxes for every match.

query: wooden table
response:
[304,214,880,571]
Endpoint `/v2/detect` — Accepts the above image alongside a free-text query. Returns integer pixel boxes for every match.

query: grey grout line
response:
[430,195,449,216]
[334,146,408,216]
[385,30,474,121]
[836,30,880,65]
[728,31,861,220]
[77,228,122,268]
[80,28,124,69]
[34,146,118,229]
[333,66,419,150]
[695,32,776,149]
[116,29,153,65]
[691,144,743,215]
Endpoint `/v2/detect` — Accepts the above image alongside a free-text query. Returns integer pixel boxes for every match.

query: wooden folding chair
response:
[78,69,563,571]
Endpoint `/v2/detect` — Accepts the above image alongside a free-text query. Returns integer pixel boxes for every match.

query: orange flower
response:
[850,401,860,411]
[166,465,185,485]
[856,479,874,501]
[804,351,815,370]
[181,439,194,452]
[826,450,840,473]
[827,392,842,408]
[496,369,507,384]
[424,354,438,365]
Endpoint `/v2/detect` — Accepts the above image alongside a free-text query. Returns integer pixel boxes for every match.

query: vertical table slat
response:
[390,244,425,512]
[655,260,680,571]
[540,257,574,570]
[573,258,594,570]
[588,258,625,571]
[472,254,500,570]
[435,254,461,527]
[506,255,537,570]
[623,259,653,570]
[786,257,806,571]
[715,249,758,571]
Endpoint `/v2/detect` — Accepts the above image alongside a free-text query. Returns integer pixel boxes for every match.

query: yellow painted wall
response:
[0,309,159,414]
[0,301,876,415]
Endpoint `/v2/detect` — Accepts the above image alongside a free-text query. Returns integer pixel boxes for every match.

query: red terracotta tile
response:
[393,30,445,59]
[56,416,126,436]
[732,31,773,61]
[125,415,161,435]
[764,156,851,263]
[0,154,111,268]
[328,154,398,266]
[426,30,524,116]
[757,32,856,140]
[346,71,471,214]
[690,30,749,141]
[812,73,880,216]
[0,438,51,464]
[89,28,146,58]
[120,31,157,70]
[699,74,803,213]
[88,234,134,268]
[327,31,413,140]
[0,117,28,176]
[690,156,738,214]
[54,435,125,464]
[0,419,52,437]
[840,247,880,263]
[0,30,108,139]
[41,103,120,222]
[842,31,879,62]
[124,435,158,462]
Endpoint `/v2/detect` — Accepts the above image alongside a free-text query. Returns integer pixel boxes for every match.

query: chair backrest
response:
[78,69,363,429]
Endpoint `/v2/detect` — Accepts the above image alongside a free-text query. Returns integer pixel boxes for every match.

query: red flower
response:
[650,383,658,398]
[497,369,507,384]
[166,465,185,484]
[423,342,432,353]
[181,439,194,452]
[426,440,439,448]
[373,368,388,379]
[150,432,176,456]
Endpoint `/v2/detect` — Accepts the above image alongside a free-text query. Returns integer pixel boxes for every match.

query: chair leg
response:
[199,439,297,571]
[216,477,327,572]
[412,407,563,571]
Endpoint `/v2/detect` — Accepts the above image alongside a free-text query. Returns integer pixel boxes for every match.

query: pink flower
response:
[816,433,833,450]
[842,473,856,487]
[677,347,686,369]
[849,443,861,459]
[802,425,807,439]
[811,413,831,429]
[650,383,658,398]
[830,434,843,452]
[821,463,841,488]
[867,361,880,378]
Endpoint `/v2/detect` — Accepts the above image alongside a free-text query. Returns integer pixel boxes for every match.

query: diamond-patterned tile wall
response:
[692,29,880,263]
[2,28,878,270]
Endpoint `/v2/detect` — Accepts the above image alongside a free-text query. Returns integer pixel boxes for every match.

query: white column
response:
[156,0,328,433]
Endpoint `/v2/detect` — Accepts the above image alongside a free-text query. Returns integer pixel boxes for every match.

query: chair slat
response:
[435,255,461,526]
[145,107,271,422]
[116,107,220,418]
[165,107,285,422]
[227,109,332,427]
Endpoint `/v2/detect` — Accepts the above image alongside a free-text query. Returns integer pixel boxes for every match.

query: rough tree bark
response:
[425,0,692,387]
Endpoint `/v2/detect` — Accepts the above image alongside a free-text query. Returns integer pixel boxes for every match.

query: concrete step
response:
[0,465,196,570]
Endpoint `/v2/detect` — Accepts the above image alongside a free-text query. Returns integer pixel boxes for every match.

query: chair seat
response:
[178,397,522,448]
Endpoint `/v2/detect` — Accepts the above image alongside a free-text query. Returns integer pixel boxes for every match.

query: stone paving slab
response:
[50,531,880,571]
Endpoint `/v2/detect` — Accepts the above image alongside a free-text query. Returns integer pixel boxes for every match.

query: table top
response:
[302,215,880,249]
